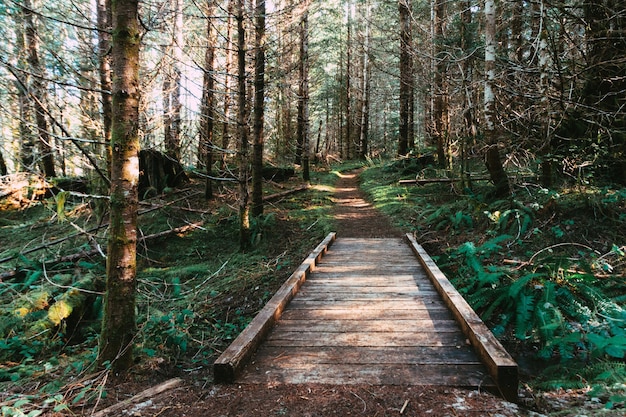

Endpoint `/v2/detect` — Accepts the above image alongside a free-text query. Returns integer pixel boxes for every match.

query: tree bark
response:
[163,0,184,162]
[201,1,216,200]
[0,150,7,175]
[24,0,55,178]
[236,0,250,251]
[251,0,266,216]
[221,0,235,171]
[97,0,112,175]
[358,2,371,160]
[298,7,310,181]
[483,0,510,197]
[398,0,413,156]
[433,0,449,169]
[98,0,140,372]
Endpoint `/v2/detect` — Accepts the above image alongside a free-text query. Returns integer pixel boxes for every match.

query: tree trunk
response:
[164,0,184,162]
[298,8,310,181]
[433,0,449,169]
[236,0,250,251]
[398,0,412,156]
[13,9,35,172]
[251,0,266,216]
[99,0,140,372]
[201,0,216,199]
[344,2,353,160]
[24,0,55,177]
[97,0,112,177]
[484,0,510,197]
[358,2,371,160]
[221,0,235,171]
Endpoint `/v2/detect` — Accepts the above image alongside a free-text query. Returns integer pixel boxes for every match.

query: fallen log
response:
[0,222,204,280]
[91,378,183,417]
[399,176,491,185]
[262,184,309,202]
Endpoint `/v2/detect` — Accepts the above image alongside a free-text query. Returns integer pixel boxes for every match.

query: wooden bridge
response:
[214,233,518,402]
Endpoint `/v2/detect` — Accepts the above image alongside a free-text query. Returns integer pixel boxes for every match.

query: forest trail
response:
[91,171,528,417]
[331,169,400,238]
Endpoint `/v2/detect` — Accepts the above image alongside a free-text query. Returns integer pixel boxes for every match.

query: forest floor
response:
[82,170,613,417]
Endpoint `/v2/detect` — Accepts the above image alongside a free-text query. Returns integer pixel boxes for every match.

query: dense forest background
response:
[0,0,625,415]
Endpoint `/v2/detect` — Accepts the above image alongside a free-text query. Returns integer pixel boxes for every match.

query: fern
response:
[515,290,536,340]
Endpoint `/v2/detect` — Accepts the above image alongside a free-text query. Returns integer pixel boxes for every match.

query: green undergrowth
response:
[361,159,626,409]
[0,169,336,413]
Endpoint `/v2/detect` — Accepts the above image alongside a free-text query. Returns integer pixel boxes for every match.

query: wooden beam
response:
[405,234,519,402]
[213,232,336,383]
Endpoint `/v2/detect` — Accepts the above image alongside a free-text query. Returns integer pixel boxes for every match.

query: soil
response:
[76,170,609,417]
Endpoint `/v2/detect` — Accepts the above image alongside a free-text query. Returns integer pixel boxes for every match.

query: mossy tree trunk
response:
[98,0,140,372]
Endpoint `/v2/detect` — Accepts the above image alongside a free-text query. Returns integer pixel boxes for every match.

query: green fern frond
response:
[515,291,536,340]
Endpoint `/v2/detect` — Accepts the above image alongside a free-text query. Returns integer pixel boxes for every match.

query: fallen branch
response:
[262,184,309,202]
[91,378,183,417]
[0,191,202,265]
[0,222,204,280]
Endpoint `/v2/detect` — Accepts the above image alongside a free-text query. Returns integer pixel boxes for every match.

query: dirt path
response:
[86,172,534,417]
[332,169,400,238]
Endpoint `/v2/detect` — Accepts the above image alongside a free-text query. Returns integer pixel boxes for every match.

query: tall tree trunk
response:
[460,0,476,187]
[201,0,216,199]
[221,0,235,170]
[344,1,353,159]
[99,0,140,372]
[97,0,112,176]
[299,7,310,181]
[398,0,412,156]
[164,0,184,161]
[433,0,449,168]
[484,0,510,197]
[236,0,250,250]
[13,10,35,171]
[24,0,55,177]
[358,1,371,160]
[251,0,266,216]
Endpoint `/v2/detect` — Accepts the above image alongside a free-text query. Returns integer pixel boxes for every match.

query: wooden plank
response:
[299,282,438,291]
[265,331,467,347]
[281,307,455,321]
[312,265,425,274]
[406,234,519,402]
[286,299,447,310]
[293,292,441,302]
[240,363,493,386]
[273,318,462,333]
[247,345,482,366]
[212,232,336,383]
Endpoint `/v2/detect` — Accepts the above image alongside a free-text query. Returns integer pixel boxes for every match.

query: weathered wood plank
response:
[273,319,462,333]
[240,363,493,386]
[265,331,467,347]
[247,346,482,366]
[406,234,519,402]
[312,265,424,274]
[286,299,447,310]
[212,232,336,383]
[298,284,439,293]
[281,307,454,321]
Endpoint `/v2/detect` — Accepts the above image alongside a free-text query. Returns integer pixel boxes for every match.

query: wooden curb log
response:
[406,233,519,402]
[213,232,337,383]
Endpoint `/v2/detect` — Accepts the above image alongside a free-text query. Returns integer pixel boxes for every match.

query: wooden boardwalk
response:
[214,234,518,401]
